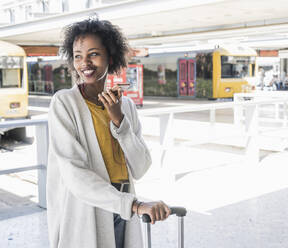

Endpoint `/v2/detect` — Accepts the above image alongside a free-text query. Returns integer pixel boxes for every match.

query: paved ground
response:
[0,95,288,247]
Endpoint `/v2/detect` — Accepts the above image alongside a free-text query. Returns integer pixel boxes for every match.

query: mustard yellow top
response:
[85,100,129,183]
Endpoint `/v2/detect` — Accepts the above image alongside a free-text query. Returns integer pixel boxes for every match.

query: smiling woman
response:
[47,16,171,248]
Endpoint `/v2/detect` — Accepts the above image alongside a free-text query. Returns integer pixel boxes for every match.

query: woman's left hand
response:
[132,200,171,224]
[98,86,124,127]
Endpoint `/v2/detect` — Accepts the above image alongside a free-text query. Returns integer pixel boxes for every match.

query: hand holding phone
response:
[110,89,119,97]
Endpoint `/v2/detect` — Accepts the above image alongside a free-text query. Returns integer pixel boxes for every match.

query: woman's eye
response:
[74,55,81,59]
[90,52,99,57]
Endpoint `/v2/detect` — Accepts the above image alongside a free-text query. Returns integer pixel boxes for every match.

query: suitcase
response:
[142,207,187,248]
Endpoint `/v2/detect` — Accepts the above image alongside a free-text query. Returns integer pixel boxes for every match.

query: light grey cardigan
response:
[47,85,152,248]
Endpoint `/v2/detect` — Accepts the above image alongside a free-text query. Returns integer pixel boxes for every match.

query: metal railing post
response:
[275,103,280,119]
[159,113,174,167]
[234,94,243,126]
[283,101,288,127]
[245,104,259,165]
[209,106,216,125]
[35,123,49,209]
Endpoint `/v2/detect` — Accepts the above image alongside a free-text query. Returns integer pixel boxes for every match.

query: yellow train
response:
[139,45,257,98]
[198,45,257,99]
[0,40,28,121]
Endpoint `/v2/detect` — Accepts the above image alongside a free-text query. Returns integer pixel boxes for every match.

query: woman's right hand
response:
[98,86,123,127]
[132,200,171,224]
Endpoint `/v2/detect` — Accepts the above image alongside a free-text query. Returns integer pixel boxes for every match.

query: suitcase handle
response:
[142,206,187,223]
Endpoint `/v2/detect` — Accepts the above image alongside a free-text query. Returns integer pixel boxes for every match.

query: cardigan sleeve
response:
[110,98,152,180]
[48,95,136,220]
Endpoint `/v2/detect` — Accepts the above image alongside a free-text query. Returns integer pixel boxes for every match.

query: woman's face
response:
[73,34,109,85]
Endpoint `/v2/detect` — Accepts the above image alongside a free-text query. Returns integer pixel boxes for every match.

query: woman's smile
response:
[81,68,96,78]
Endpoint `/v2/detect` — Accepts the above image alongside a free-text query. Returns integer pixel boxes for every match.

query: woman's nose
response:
[82,56,92,66]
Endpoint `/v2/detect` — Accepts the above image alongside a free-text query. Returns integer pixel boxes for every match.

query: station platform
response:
[1,96,288,247]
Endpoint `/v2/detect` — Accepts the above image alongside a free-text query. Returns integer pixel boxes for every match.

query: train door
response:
[177,58,196,97]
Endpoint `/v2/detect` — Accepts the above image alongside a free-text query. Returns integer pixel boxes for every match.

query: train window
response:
[2,69,20,88]
[0,70,2,87]
[0,56,23,69]
[196,53,212,79]
[20,69,23,87]
[251,64,255,77]
[189,62,194,80]
[0,56,24,88]
[221,56,252,79]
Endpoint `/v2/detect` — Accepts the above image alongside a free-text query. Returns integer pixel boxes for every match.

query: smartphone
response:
[111,89,119,97]
[110,83,130,97]
[116,83,130,91]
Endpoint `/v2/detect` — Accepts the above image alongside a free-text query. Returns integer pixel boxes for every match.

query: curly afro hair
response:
[61,16,130,76]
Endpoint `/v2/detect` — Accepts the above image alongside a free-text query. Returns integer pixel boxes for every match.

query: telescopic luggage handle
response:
[142,207,187,248]
[142,206,187,223]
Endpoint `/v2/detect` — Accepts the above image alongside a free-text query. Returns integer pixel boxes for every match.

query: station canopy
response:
[1,0,288,51]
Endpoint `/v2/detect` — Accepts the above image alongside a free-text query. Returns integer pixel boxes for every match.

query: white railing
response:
[138,93,288,167]
[0,118,48,208]
[234,92,288,126]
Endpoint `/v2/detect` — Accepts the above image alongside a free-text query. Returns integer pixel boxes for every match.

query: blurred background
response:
[1,0,288,247]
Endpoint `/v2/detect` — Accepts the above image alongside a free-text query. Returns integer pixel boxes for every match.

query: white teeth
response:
[83,70,94,76]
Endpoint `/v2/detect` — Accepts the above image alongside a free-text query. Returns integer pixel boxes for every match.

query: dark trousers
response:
[112,182,129,248]
[114,212,126,248]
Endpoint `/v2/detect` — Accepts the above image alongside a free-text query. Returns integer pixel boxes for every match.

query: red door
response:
[178,59,196,97]
[178,59,188,96]
[187,59,195,96]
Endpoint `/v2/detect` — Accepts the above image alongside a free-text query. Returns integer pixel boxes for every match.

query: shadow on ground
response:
[0,189,44,221]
